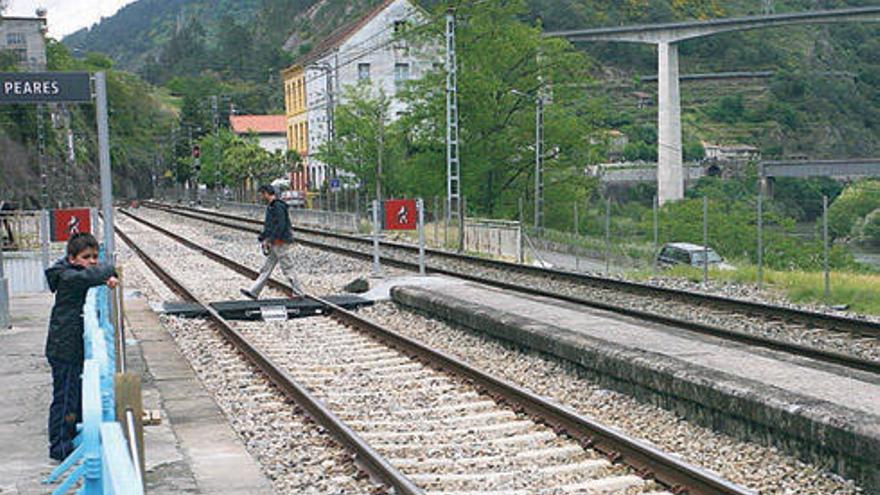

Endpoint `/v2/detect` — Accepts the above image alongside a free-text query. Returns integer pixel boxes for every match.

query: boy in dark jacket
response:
[240,185,304,299]
[44,233,117,460]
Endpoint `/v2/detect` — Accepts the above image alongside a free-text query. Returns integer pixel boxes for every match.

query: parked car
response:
[280,189,305,208]
[656,242,733,270]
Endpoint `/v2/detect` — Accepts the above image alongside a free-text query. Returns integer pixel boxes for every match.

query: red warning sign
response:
[50,208,92,242]
[383,199,417,231]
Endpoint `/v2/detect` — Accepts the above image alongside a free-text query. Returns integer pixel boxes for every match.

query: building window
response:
[6,32,26,45]
[394,63,410,85]
[358,63,371,82]
[12,49,27,63]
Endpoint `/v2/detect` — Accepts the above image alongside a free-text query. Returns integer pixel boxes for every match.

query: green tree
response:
[859,208,880,245]
[827,180,880,240]
[395,0,604,225]
[194,130,287,192]
[314,84,396,201]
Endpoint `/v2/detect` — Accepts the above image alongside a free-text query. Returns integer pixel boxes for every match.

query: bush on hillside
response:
[827,180,880,240]
[859,208,880,245]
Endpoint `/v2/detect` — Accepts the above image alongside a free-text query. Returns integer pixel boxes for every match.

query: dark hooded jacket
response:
[44,258,116,363]
[259,198,294,243]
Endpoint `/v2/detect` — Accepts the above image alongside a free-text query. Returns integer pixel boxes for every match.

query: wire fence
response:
[153,183,880,310]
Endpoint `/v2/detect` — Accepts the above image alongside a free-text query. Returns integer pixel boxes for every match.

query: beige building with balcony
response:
[0,16,48,71]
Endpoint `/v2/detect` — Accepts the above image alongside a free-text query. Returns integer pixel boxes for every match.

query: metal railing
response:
[218,199,361,233]
[43,258,143,495]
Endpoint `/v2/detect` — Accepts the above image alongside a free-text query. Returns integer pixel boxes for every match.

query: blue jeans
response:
[47,358,82,460]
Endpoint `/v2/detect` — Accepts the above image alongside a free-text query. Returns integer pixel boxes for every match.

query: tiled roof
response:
[298,0,397,65]
[230,115,286,135]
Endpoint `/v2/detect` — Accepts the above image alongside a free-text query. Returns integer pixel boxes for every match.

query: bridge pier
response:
[657,42,684,205]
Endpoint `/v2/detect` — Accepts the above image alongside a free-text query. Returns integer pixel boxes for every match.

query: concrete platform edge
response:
[125,296,274,495]
[391,285,880,492]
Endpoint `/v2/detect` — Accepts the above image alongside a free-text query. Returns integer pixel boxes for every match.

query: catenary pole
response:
[95,72,115,256]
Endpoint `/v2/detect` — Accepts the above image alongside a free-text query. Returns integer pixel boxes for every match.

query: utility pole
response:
[37,104,48,209]
[309,63,336,179]
[325,67,335,180]
[446,9,461,229]
[534,94,544,232]
[211,95,219,133]
[376,106,385,207]
[62,104,75,207]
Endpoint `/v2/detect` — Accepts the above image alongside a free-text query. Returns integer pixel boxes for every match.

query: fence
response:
[43,264,143,494]
[1,208,99,294]
[1,210,44,250]
[217,200,361,233]
[516,179,880,310]
[463,218,522,262]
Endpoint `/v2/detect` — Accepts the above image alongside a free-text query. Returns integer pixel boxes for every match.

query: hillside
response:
[63,0,262,71]
[58,0,880,159]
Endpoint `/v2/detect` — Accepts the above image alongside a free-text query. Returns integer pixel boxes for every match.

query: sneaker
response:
[240,288,257,300]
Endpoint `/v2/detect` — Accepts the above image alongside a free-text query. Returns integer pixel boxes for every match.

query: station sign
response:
[0,72,92,104]
[50,208,92,242]
[384,199,417,231]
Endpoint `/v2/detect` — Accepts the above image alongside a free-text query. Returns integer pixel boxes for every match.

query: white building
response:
[0,15,48,71]
[702,141,761,162]
[230,115,288,154]
[291,0,436,189]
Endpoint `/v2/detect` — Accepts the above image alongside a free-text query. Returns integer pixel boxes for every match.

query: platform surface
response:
[0,290,273,494]
[398,281,880,415]
[0,293,56,494]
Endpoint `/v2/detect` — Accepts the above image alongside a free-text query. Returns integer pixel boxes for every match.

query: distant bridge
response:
[761,159,880,179]
[546,6,880,204]
[592,158,880,186]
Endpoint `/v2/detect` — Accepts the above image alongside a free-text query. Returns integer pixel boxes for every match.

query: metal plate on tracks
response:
[158,295,372,320]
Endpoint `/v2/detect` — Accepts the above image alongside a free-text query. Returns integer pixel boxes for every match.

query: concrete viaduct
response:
[595,158,880,187]
[546,6,880,205]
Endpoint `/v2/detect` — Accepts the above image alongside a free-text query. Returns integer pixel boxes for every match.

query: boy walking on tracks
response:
[44,233,117,460]
[241,185,304,300]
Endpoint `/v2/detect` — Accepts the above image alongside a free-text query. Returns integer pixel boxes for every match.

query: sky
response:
[5,0,138,39]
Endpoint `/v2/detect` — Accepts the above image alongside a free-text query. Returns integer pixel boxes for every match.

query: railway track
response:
[115,212,753,495]
[138,202,880,374]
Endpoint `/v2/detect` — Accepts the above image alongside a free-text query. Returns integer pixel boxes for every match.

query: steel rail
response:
[139,203,880,375]
[120,208,755,495]
[114,223,424,495]
[146,201,880,338]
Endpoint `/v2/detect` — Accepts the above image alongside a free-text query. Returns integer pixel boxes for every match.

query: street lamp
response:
[510,89,545,231]
[307,63,336,182]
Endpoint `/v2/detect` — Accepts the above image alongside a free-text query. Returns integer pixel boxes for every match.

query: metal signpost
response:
[372,200,381,277]
[378,199,423,274]
[0,72,114,325]
[417,199,426,275]
[0,244,8,329]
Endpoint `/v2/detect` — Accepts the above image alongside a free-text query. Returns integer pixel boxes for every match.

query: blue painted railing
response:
[43,279,143,495]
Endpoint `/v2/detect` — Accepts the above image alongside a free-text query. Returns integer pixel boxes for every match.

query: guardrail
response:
[43,276,143,494]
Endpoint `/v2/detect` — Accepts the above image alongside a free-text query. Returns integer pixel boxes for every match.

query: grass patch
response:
[631,264,880,315]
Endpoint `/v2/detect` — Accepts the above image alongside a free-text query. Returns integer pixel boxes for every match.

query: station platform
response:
[390,281,880,492]
[0,291,273,494]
